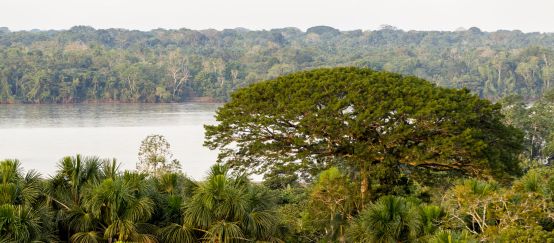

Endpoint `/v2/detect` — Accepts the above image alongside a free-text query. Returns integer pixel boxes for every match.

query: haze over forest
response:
[1,25,554,104]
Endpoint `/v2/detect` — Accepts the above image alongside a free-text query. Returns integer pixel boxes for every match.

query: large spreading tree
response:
[205,67,523,198]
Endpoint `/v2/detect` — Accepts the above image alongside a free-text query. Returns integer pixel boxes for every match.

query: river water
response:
[0,103,220,179]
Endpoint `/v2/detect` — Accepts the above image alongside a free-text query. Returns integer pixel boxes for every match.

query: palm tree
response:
[347,195,421,243]
[0,159,57,242]
[159,164,281,243]
[47,155,146,243]
[150,172,193,226]
[83,171,156,243]
[158,223,196,243]
[70,231,103,243]
[49,155,103,207]
[47,155,106,241]
[419,205,445,236]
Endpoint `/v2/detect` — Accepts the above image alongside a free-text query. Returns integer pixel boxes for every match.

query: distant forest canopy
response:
[1,25,554,103]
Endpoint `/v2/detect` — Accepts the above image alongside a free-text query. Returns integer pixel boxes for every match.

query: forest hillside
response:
[1,26,553,103]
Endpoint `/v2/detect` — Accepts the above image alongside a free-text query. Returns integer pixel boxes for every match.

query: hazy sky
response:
[1,0,553,32]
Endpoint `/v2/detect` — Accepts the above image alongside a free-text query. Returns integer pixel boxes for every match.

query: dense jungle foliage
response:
[1,26,554,103]
[3,68,554,242]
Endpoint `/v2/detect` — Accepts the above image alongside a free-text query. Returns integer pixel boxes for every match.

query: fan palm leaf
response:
[70,231,102,243]
[158,223,196,243]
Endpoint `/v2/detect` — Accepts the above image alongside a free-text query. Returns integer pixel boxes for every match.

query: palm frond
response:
[204,220,245,243]
[158,223,196,243]
[70,231,102,243]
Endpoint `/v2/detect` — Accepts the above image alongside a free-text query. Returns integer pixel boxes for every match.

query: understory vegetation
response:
[2,68,554,242]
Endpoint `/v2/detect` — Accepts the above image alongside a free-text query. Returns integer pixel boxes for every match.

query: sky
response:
[1,0,554,32]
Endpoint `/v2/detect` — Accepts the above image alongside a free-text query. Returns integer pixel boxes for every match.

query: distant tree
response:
[467,27,483,34]
[137,134,181,177]
[379,24,399,31]
[306,26,341,36]
[501,92,554,165]
[167,51,190,100]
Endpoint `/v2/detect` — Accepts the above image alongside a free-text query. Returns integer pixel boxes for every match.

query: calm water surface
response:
[0,103,220,179]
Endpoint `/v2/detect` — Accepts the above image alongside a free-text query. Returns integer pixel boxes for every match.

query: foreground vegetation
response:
[2,26,554,103]
[5,157,554,242]
[2,68,554,242]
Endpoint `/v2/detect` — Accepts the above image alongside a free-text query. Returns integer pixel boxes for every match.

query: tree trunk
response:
[360,163,368,208]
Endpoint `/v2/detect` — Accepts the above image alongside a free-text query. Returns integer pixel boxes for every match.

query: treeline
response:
[1,26,554,103]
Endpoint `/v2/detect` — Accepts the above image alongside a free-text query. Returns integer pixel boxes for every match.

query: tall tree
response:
[501,92,554,165]
[205,68,524,201]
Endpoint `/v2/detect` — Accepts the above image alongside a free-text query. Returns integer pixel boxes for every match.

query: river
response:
[0,103,220,179]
